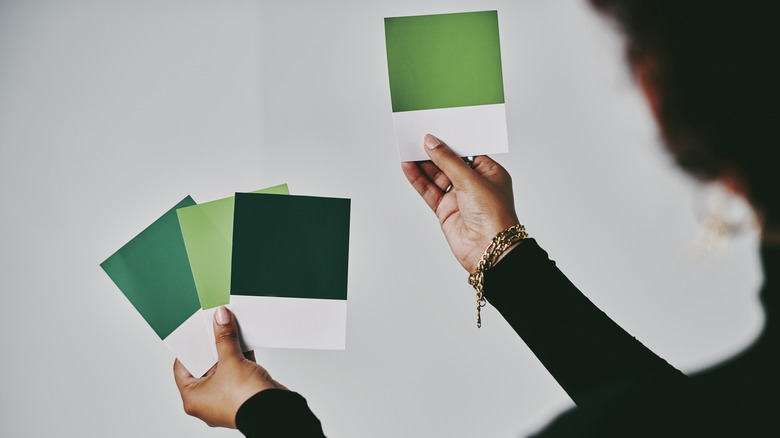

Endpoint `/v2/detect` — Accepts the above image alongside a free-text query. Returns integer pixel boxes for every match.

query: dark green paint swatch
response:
[385,10,505,112]
[231,193,350,300]
[101,197,201,339]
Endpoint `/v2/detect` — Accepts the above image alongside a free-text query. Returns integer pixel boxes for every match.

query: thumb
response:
[213,306,243,363]
[423,134,476,189]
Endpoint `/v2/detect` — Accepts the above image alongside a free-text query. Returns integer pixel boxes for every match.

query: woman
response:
[174,1,780,435]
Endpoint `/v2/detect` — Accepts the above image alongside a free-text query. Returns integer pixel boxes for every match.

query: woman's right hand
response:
[401,134,520,272]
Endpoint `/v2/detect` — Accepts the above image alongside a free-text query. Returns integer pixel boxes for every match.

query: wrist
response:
[468,224,528,327]
[493,240,522,265]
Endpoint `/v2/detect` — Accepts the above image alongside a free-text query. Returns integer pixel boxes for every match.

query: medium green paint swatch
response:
[176,184,289,309]
[385,10,505,112]
[101,197,201,339]
[231,193,350,300]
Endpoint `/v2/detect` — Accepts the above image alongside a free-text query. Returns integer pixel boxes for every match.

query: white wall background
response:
[0,1,763,437]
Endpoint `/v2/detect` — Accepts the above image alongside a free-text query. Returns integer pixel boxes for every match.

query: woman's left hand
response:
[173,306,287,428]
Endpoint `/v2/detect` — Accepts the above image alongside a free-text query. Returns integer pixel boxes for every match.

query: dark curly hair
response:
[589,0,780,223]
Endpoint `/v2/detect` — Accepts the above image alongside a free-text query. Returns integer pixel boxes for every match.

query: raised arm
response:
[402,135,686,406]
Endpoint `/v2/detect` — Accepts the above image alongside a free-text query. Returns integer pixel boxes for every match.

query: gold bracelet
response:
[468,224,528,328]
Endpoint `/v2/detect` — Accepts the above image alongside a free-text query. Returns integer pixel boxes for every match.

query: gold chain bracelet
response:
[468,224,528,328]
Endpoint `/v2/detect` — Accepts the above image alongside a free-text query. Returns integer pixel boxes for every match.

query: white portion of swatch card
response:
[163,309,217,377]
[203,297,347,353]
[392,103,509,161]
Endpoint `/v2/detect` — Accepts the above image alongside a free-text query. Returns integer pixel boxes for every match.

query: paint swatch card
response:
[177,184,290,310]
[101,197,216,377]
[385,10,509,161]
[229,193,350,351]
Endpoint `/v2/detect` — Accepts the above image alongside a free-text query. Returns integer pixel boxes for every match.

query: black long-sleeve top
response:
[236,239,780,436]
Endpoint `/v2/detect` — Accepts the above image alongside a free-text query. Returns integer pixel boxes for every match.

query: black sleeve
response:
[236,389,326,437]
[483,239,687,406]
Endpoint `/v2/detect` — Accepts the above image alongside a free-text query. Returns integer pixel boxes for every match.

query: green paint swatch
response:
[101,197,201,339]
[385,10,504,112]
[231,193,350,300]
[177,184,290,309]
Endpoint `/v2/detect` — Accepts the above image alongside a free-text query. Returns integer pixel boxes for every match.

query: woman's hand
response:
[173,307,287,428]
[401,134,520,272]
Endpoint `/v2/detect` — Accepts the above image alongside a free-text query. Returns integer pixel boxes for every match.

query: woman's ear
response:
[719,171,749,198]
[632,58,662,125]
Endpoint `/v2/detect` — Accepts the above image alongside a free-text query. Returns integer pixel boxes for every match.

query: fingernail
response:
[424,134,441,150]
[215,306,230,325]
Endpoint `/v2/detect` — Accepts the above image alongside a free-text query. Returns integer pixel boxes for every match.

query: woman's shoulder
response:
[534,353,778,437]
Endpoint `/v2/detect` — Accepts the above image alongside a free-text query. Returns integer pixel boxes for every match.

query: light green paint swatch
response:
[177,184,289,309]
[385,10,504,112]
[101,197,201,339]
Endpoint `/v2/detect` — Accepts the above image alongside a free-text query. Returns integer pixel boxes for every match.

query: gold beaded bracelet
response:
[468,224,528,328]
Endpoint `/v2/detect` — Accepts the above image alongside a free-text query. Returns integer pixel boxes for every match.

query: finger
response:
[401,161,445,213]
[173,359,197,390]
[470,155,505,178]
[213,306,243,364]
[423,134,477,189]
[418,161,452,191]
